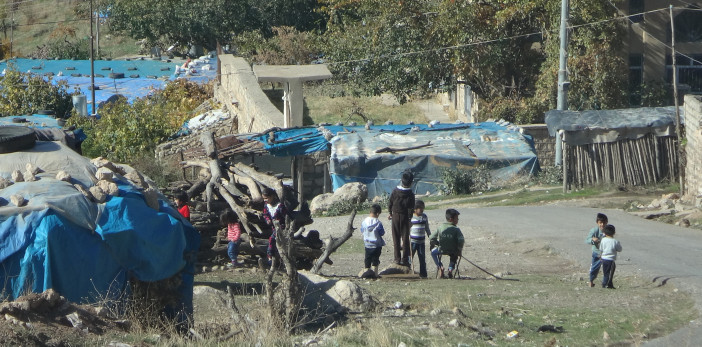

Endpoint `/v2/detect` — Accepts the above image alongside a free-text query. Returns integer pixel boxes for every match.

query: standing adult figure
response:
[388,170,415,266]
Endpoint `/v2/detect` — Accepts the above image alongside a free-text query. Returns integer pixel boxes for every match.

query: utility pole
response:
[670,5,684,195]
[557,0,570,111]
[9,10,13,58]
[556,0,570,192]
[90,0,96,115]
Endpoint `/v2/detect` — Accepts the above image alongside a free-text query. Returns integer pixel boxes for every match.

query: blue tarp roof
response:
[250,122,539,197]
[0,57,216,108]
[251,123,479,157]
[0,142,198,317]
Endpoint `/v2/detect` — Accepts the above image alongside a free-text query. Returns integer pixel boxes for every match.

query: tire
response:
[0,126,36,153]
[37,110,55,115]
[109,72,125,79]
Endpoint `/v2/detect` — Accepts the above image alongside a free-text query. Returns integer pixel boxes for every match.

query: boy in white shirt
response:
[361,204,386,277]
[599,224,622,289]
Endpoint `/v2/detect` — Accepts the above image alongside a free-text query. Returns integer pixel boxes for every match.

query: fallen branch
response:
[376,141,432,154]
[311,210,357,274]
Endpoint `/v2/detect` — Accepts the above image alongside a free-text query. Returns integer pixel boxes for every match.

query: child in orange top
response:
[175,191,190,221]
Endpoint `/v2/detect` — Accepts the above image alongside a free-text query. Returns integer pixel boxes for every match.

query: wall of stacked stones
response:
[521,125,556,168]
[684,95,702,199]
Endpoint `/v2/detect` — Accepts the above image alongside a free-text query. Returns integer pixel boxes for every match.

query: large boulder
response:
[299,271,378,314]
[310,182,368,214]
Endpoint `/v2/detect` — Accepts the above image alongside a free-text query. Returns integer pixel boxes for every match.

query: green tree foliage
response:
[233,26,319,65]
[69,79,213,163]
[320,0,629,123]
[0,65,74,117]
[107,0,250,50]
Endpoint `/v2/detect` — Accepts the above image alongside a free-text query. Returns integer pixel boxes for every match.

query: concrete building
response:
[623,1,702,104]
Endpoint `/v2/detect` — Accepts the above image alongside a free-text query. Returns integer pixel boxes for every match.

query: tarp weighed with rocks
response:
[331,123,538,197]
[545,107,682,145]
[0,142,198,318]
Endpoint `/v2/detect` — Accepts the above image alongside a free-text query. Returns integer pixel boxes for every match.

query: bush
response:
[439,166,492,195]
[68,79,213,164]
[534,165,563,185]
[324,194,389,217]
[0,65,74,117]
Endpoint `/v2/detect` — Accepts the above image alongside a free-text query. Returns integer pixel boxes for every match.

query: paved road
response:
[445,205,702,346]
[311,205,702,345]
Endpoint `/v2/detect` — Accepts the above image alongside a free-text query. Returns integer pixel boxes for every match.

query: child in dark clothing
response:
[262,188,287,264]
[220,209,242,268]
[599,224,622,289]
[388,170,415,266]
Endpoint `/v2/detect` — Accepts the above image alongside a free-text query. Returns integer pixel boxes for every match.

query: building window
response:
[629,54,644,106]
[666,54,702,93]
[629,0,644,23]
[674,7,702,42]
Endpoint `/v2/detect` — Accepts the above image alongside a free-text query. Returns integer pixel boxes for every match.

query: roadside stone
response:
[0,177,12,189]
[25,163,41,175]
[448,318,464,328]
[676,219,691,227]
[430,308,442,316]
[143,188,160,210]
[89,186,107,203]
[379,263,412,275]
[24,170,38,181]
[97,180,119,196]
[56,170,72,182]
[95,167,114,182]
[11,170,24,182]
[310,182,368,214]
[10,194,26,207]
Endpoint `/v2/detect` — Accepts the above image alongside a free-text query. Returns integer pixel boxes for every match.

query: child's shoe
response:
[226,261,236,268]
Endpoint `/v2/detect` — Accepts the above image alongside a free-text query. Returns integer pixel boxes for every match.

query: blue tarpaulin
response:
[0,142,198,317]
[250,122,539,197]
[252,123,479,157]
[0,57,216,109]
[330,122,539,196]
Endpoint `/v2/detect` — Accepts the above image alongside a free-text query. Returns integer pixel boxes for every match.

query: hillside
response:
[2,0,137,59]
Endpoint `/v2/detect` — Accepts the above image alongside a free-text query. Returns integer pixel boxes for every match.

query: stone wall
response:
[215,55,284,134]
[684,95,702,199]
[301,153,331,200]
[521,124,556,168]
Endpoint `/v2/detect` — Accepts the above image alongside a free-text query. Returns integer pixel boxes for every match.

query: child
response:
[175,191,190,221]
[220,209,242,268]
[361,204,386,277]
[388,170,415,266]
[429,209,464,279]
[262,188,287,264]
[599,224,622,289]
[410,200,431,278]
[585,213,608,287]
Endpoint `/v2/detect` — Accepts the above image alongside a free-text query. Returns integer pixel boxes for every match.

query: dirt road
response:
[309,204,702,345]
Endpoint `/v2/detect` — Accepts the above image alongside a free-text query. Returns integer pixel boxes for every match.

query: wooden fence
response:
[562,133,678,189]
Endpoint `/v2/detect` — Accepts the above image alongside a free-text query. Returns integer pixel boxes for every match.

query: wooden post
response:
[670,5,685,195]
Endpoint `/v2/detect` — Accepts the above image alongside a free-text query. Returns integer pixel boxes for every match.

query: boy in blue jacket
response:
[361,204,386,277]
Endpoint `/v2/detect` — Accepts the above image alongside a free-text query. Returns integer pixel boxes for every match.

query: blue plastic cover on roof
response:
[251,123,476,157]
[0,142,198,317]
[0,58,216,108]
[329,122,539,197]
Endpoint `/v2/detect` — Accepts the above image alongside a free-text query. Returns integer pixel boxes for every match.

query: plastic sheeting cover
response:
[252,123,481,157]
[545,107,683,145]
[0,142,198,315]
[329,122,539,197]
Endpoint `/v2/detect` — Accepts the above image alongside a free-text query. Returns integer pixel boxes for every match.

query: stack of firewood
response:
[173,132,324,269]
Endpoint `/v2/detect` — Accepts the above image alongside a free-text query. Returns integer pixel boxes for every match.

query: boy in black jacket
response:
[388,170,415,265]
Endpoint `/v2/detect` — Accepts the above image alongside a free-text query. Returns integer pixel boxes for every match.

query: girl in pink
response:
[220,209,242,268]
